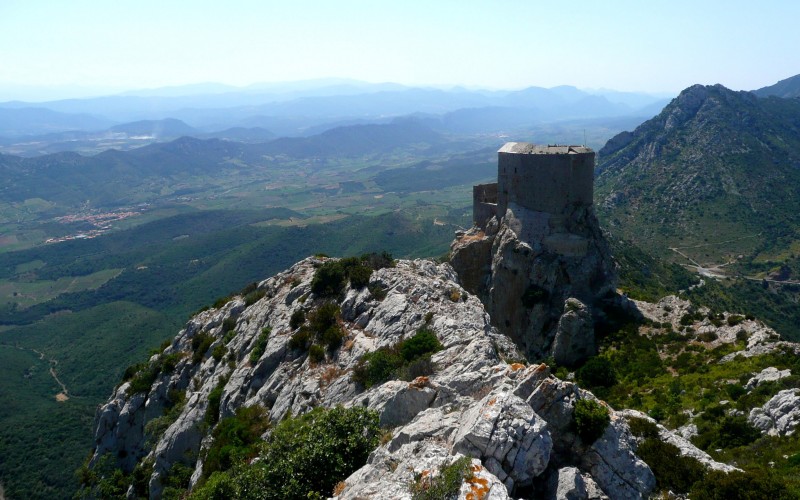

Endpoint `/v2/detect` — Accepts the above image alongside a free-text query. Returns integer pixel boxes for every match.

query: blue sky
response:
[1,0,798,99]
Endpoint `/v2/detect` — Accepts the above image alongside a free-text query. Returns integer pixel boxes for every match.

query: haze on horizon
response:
[1,0,799,101]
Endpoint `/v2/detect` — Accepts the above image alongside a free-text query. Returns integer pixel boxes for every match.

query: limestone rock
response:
[745,367,791,390]
[552,466,609,500]
[453,392,552,489]
[749,389,800,436]
[552,298,595,367]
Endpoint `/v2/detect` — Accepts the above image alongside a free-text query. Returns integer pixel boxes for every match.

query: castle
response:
[472,142,595,231]
[451,142,616,365]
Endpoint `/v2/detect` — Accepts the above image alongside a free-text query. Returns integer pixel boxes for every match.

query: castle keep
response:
[473,142,595,230]
[451,142,616,365]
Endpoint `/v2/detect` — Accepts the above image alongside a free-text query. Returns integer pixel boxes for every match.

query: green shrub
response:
[727,314,745,326]
[203,406,270,478]
[694,416,761,450]
[221,316,237,334]
[309,344,326,363]
[689,469,792,500]
[400,328,443,361]
[289,327,312,351]
[249,328,271,363]
[698,331,718,342]
[192,332,215,364]
[212,343,227,362]
[289,309,305,329]
[628,416,659,439]
[576,357,617,388]
[352,328,443,387]
[122,362,146,382]
[309,302,339,334]
[410,456,473,500]
[205,378,228,427]
[352,348,403,388]
[231,406,381,499]
[127,361,161,395]
[320,325,346,351]
[311,261,347,297]
[190,471,235,500]
[573,399,610,444]
[361,251,395,270]
[347,264,372,289]
[368,283,388,301]
[244,288,266,306]
[637,438,705,493]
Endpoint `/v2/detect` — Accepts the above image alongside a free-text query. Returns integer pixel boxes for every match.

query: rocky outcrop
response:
[89,257,725,499]
[451,201,616,364]
[745,367,792,390]
[749,389,800,437]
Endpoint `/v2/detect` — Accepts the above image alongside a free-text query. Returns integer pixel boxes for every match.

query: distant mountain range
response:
[0,120,450,208]
[0,81,670,138]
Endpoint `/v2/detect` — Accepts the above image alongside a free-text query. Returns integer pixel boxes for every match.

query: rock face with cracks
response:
[88,257,718,499]
[450,200,617,364]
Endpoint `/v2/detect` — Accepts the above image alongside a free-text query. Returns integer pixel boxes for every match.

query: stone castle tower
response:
[451,142,616,366]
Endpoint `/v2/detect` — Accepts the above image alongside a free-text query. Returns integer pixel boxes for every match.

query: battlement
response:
[473,142,594,228]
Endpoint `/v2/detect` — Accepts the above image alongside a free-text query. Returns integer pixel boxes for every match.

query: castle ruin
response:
[451,142,616,365]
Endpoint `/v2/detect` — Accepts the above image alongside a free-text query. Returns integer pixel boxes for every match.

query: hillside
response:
[596,84,800,274]
[78,256,800,499]
[753,73,800,98]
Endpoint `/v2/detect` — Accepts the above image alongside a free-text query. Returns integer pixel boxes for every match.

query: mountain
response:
[0,107,113,137]
[79,253,800,499]
[108,118,198,138]
[596,84,800,270]
[0,120,448,209]
[753,73,800,98]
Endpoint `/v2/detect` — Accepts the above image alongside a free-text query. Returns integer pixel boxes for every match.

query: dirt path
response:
[14,346,70,401]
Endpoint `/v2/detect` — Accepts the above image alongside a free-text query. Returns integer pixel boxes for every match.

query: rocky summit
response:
[87,256,738,499]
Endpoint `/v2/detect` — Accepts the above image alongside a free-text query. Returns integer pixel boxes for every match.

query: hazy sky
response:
[1,0,798,99]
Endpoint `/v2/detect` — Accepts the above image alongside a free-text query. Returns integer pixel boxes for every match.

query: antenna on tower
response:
[583,129,587,147]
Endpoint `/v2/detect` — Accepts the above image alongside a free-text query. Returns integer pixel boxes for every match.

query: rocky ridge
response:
[89,257,738,499]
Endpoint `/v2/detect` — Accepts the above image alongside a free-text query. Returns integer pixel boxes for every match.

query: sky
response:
[1,0,799,100]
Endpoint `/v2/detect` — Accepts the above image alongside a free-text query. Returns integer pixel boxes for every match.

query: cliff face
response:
[451,199,617,366]
[87,256,740,499]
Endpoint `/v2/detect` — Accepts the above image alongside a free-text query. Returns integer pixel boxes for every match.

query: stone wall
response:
[497,142,594,217]
[473,183,498,229]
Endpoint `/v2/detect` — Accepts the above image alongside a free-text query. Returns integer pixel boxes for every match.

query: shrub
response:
[249,328,271,363]
[212,343,227,362]
[368,283,388,301]
[352,348,403,388]
[573,399,610,444]
[289,309,305,329]
[309,302,339,334]
[694,416,761,451]
[205,378,228,427]
[628,416,659,439]
[311,261,346,297]
[192,332,215,364]
[576,357,617,388]
[309,344,326,363]
[190,471,235,500]
[127,362,161,395]
[637,438,705,493]
[244,288,266,306]
[221,316,237,334]
[361,251,395,270]
[289,327,312,351]
[400,328,443,362]
[689,469,792,500]
[347,264,372,289]
[352,328,443,387]
[410,456,473,500]
[203,406,270,478]
[727,314,745,326]
[232,406,381,499]
[697,331,718,342]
